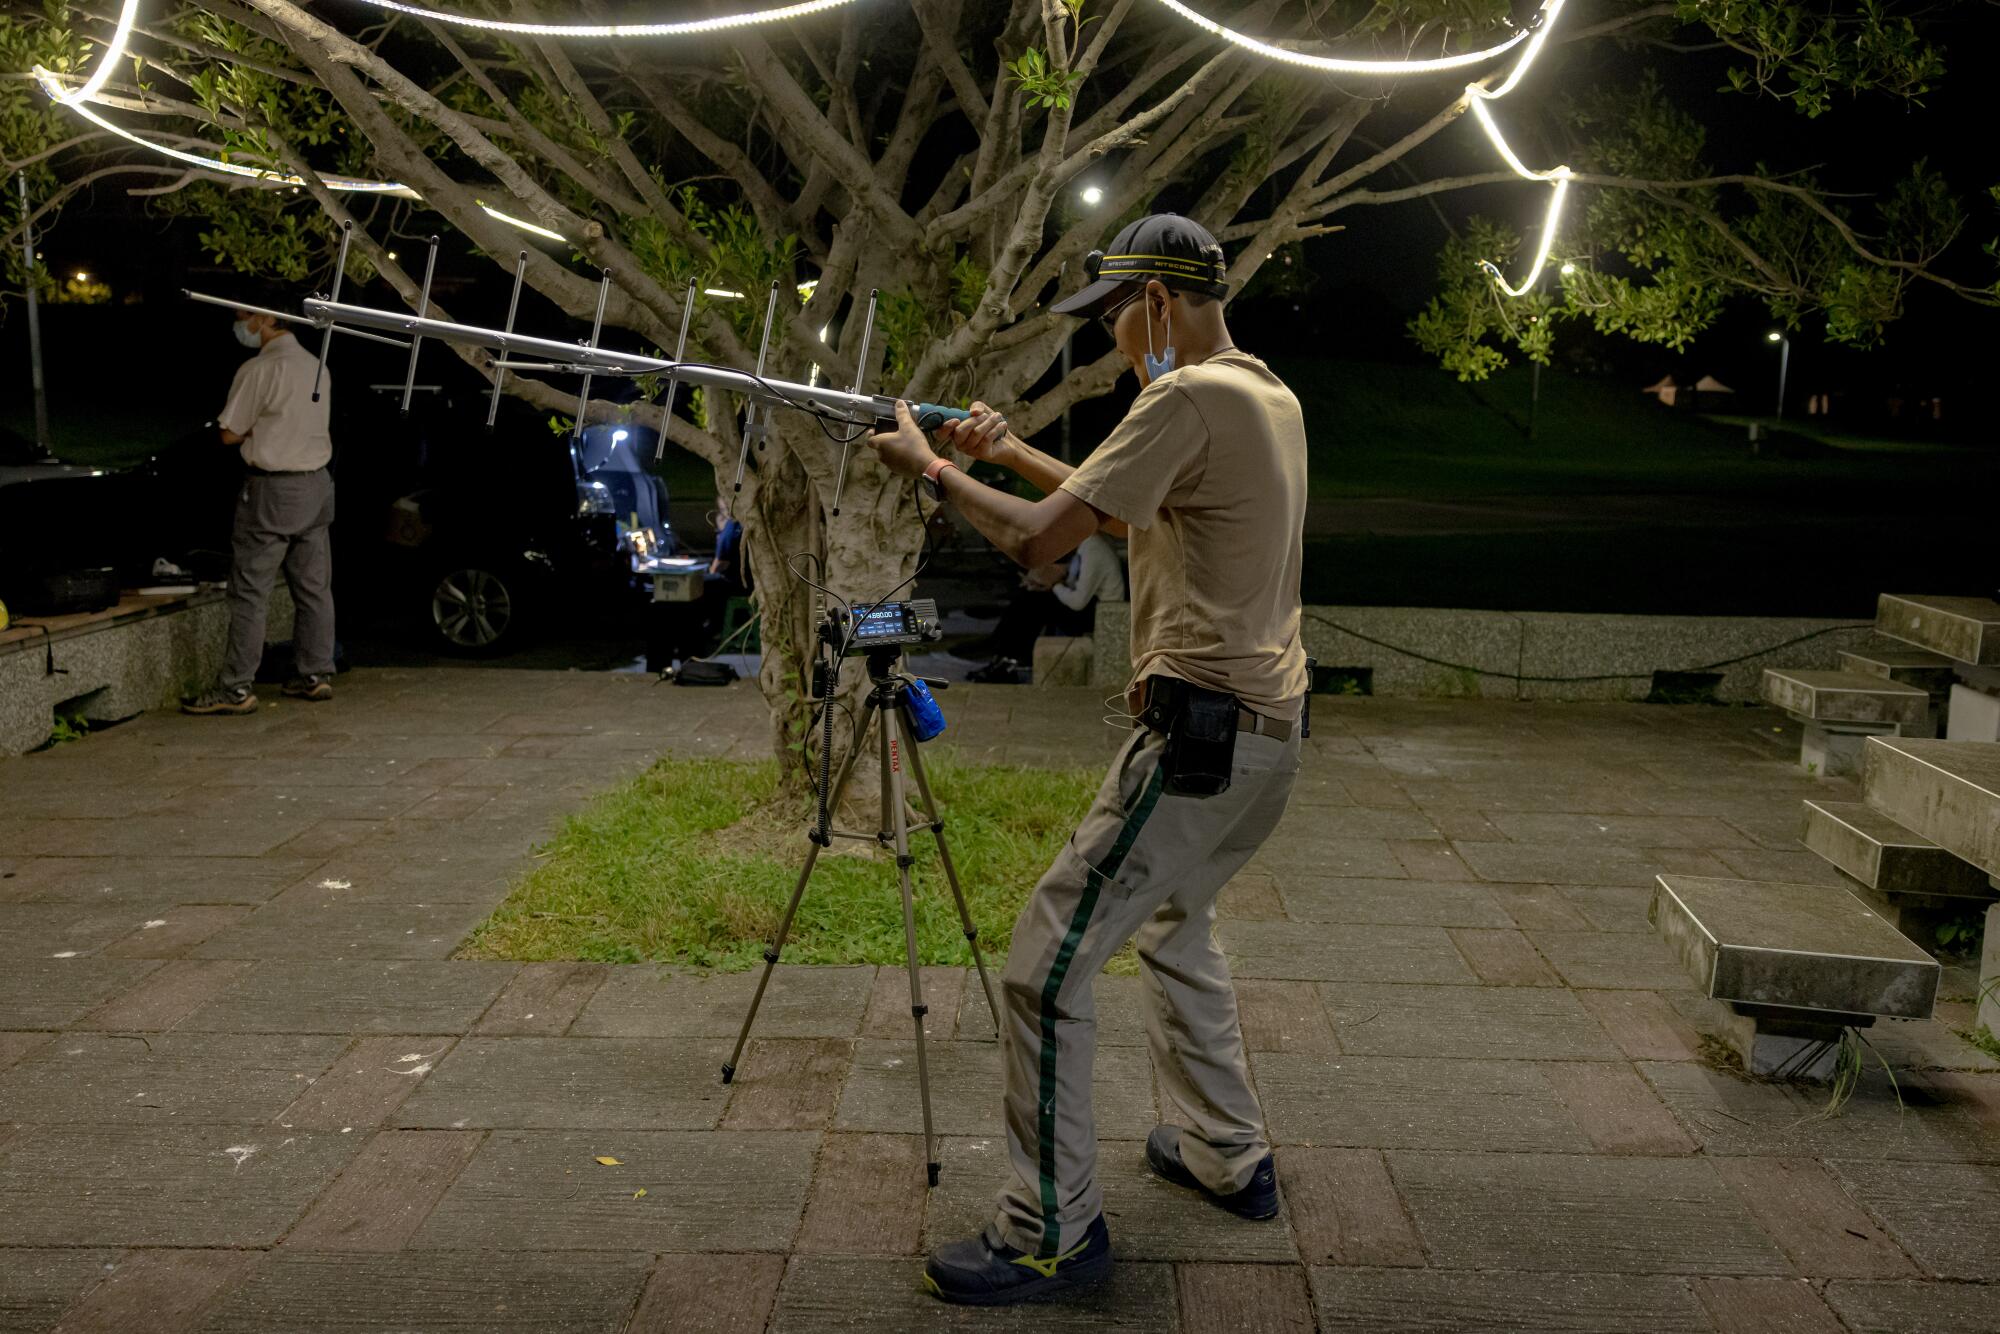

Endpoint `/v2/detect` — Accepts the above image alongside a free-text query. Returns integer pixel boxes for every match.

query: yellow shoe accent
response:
[1010,1236,1090,1279]
[922,1275,942,1297]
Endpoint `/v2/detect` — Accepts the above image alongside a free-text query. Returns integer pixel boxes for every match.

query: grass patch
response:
[459,752,1102,970]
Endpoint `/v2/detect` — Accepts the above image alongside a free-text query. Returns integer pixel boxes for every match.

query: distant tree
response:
[4,0,1992,784]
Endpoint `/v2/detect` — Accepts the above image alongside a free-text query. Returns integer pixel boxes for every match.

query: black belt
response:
[244,465,325,477]
[1138,678,1295,741]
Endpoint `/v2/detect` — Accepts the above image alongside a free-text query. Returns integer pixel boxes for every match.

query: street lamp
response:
[1766,330,1790,420]
[1079,185,1103,207]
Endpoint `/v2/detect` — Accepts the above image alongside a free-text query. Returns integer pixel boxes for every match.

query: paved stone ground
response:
[2,669,1996,1333]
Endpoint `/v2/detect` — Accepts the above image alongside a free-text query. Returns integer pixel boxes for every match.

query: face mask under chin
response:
[233,319,262,349]
[1144,300,1176,383]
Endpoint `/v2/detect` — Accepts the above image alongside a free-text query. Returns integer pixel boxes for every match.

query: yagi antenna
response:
[572,268,612,443]
[829,287,878,520]
[655,279,697,463]
[399,235,440,414]
[731,280,782,495]
[486,249,529,430]
[259,290,970,437]
[310,220,353,404]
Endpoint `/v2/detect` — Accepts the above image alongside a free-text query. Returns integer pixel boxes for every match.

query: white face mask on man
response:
[232,318,262,349]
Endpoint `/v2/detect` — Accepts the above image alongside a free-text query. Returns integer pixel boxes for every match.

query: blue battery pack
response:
[900,679,947,742]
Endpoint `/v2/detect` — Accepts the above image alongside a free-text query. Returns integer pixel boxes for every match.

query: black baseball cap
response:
[1051,213,1230,318]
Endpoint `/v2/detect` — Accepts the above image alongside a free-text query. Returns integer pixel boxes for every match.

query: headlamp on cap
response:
[1052,214,1230,319]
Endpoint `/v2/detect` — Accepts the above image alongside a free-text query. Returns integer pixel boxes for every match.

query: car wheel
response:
[430,564,522,654]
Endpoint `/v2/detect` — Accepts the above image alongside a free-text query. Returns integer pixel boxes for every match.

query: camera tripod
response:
[721,645,1000,1187]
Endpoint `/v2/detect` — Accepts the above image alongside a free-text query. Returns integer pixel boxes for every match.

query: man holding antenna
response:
[866,213,1309,1306]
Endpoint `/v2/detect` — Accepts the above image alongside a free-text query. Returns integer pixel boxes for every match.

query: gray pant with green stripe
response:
[993,722,1301,1257]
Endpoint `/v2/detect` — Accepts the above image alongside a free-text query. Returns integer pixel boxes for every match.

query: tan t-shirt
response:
[1059,349,1308,720]
[218,332,333,472]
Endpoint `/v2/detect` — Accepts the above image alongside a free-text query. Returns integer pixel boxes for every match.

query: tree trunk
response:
[734,415,926,826]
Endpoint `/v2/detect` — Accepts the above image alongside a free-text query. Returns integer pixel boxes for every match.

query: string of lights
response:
[1149,0,1575,291]
[35,0,1574,291]
[1145,0,1536,74]
[345,0,861,37]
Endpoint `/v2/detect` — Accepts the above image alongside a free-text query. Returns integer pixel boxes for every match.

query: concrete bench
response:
[1650,874,1939,1078]
[1876,593,2000,667]
[1840,644,1955,737]
[0,587,292,754]
[1863,737,2000,1040]
[1876,594,2000,742]
[1760,668,1927,776]
[1032,634,1093,687]
[1800,799,1994,938]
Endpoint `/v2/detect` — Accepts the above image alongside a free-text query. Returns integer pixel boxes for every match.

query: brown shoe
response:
[182,685,258,716]
[283,675,333,702]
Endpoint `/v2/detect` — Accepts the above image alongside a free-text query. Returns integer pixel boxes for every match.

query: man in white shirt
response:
[968,531,1126,683]
[182,297,338,715]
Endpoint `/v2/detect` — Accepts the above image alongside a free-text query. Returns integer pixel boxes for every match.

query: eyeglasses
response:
[1099,288,1143,332]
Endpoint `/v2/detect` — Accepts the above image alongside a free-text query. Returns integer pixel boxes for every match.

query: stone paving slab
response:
[0,1032,348,1125]
[0,1251,119,1334]
[1310,1267,1717,1333]
[1,856,323,906]
[393,1037,732,1130]
[1824,1158,2000,1280]
[1318,983,1624,1061]
[1217,921,1477,983]
[1276,878,1512,928]
[0,904,164,958]
[1823,1279,2000,1333]
[410,1130,816,1253]
[770,1255,1176,1332]
[192,1250,654,1333]
[836,1039,1156,1139]
[1257,1054,1593,1152]
[1388,1152,1792,1275]
[0,959,162,1028]
[190,897,495,961]
[572,966,874,1039]
[178,960,517,1034]
[0,1126,361,1247]
[1638,1061,2000,1163]
[45,1249,260,1334]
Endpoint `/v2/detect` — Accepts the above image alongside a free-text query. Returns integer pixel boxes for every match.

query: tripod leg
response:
[884,700,942,1186]
[899,711,1001,1038]
[722,697,875,1084]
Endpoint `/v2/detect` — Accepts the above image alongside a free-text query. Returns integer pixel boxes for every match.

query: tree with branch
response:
[4,0,1994,785]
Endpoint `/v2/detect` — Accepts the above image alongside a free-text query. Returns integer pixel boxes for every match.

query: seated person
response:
[969,530,1124,683]
[647,499,751,672]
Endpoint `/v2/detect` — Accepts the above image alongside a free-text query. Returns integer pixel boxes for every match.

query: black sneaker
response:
[923,1215,1112,1305]
[1145,1126,1279,1220]
[967,657,1023,684]
[283,675,333,702]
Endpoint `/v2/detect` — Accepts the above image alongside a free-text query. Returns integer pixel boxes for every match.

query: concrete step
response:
[1863,736,2000,881]
[1876,593,2000,667]
[1760,669,1927,727]
[1838,645,1958,695]
[1800,800,1993,898]
[1650,874,1939,1077]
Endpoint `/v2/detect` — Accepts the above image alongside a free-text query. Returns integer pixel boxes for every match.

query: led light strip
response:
[33,68,417,194]
[346,0,860,37]
[1148,0,1535,73]
[1154,0,1574,291]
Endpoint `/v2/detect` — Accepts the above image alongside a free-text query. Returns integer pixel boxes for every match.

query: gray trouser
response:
[224,468,336,688]
[993,719,1301,1258]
